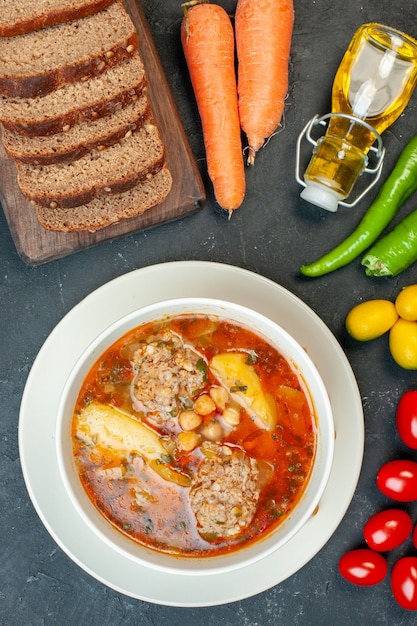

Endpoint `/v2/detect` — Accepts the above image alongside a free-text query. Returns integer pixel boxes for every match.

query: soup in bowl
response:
[56,298,334,575]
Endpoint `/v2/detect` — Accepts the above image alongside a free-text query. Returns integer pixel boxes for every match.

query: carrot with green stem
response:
[181,1,245,213]
[235,0,294,165]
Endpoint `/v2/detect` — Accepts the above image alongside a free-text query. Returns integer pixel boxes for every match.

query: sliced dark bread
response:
[0,0,117,37]
[0,1,138,98]
[2,95,150,164]
[35,165,173,232]
[17,121,166,208]
[0,53,146,136]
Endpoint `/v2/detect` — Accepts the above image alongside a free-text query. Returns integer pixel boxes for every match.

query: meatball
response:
[130,330,206,420]
[189,443,260,539]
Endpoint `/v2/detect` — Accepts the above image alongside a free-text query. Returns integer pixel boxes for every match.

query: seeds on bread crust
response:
[0,1,138,98]
[1,1,174,234]
[2,96,150,165]
[0,54,146,136]
[35,166,173,232]
[17,122,167,208]
[0,0,117,37]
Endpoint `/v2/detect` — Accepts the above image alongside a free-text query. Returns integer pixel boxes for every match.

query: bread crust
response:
[2,99,150,165]
[20,156,166,209]
[34,166,173,232]
[0,0,117,37]
[16,122,167,209]
[1,86,146,136]
[0,33,138,99]
[1,1,174,233]
[0,67,147,137]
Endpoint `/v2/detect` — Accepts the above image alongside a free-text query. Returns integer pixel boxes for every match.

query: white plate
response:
[19,261,364,607]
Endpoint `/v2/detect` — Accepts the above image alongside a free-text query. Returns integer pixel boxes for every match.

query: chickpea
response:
[178,410,202,431]
[178,431,201,452]
[231,506,243,518]
[201,419,224,442]
[193,394,216,416]
[209,386,229,411]
[222,406,240,427]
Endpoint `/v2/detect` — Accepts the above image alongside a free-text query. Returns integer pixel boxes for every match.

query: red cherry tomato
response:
[391,557,417,610]
[376,460,417,502]
[363,509,412,551]
[396,391,417,449]
[338,549,388,586]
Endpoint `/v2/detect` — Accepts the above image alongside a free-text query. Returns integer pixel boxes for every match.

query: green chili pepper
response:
[299,135,417,277]
[361,207,417,277]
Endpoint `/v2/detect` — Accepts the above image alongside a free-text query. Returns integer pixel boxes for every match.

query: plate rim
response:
[18,260,364,607]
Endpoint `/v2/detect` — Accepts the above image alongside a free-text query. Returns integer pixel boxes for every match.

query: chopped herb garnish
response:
[144,518,154,534]
[288,463,302,472]
[175,521,186,532]
[230,382,248,393]
[160,454,172,464]
[202,532,219,541]
[196,358,208,380]
[245,350,258,364]
[179,395,193,409]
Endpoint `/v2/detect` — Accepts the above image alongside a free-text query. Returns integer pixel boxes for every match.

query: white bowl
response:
[56,297,334,576]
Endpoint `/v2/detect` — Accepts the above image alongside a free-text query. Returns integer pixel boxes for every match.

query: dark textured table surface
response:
[2,0,417,624]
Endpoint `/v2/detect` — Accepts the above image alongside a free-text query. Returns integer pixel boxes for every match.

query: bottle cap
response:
[300,182,343,212]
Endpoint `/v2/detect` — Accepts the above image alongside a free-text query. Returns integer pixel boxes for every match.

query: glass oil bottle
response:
[297,23,417,212]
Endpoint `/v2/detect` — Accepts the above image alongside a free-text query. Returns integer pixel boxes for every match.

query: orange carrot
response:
[235,0,294,165]
[181,2,245,213]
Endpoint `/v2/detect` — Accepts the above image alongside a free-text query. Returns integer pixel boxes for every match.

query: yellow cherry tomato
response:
[389,318,417,370]
[395,285,417,321]
[345,299,398,341]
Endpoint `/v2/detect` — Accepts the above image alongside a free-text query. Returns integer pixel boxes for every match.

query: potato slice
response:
[75,402,191,487]
[209,352,276,430]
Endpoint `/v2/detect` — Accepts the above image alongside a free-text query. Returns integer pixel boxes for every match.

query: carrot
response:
[235,0,294,165]
[181,2,245,213]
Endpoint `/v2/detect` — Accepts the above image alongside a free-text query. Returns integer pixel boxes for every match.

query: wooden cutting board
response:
[0,0,206,265]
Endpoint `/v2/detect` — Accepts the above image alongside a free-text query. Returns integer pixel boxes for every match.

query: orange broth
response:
[72,314,317,557]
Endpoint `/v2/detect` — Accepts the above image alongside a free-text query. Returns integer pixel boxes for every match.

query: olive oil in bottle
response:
[300,23,417,212]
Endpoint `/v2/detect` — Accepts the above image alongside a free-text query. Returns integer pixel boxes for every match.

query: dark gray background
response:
[2,0,417,624]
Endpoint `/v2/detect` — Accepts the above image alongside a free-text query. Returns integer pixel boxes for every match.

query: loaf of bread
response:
[0,1,138,98]
[0,0,116,37]
[17,121,166,208]
[0,0,174,233]
[0,53,146,136]
[35,166,173,232]
[2,95,149,164]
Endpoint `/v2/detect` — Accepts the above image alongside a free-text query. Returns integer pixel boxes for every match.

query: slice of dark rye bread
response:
[0,0,117,37]
[35,165,173,232]
[1,95,150,165]
[17,121,166,209]
[0,53,146,136]
[0,1,138,99]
